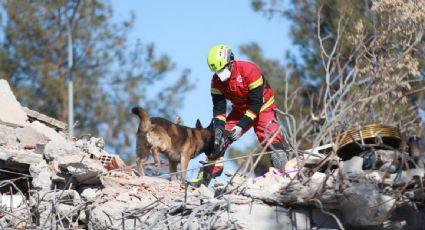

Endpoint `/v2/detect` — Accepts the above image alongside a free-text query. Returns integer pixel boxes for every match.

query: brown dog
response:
[131,107,214,186]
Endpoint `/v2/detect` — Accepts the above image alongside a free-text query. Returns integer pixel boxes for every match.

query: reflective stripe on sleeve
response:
[215,114,226,122]
[260,96,274,112]
[245,110,257,120]
[211,87,222,95]
[248,76,264,90]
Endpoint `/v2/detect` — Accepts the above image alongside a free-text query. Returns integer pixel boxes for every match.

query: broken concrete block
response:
[15,126,50,148]
[22,107,67,131]
[307,172,334,191]
[27,121,67,143]
[341,156,364,174]
[61,158,106,184]
[44,140,106,184]
[116,192,133,203]
[389,168,425,186]
[97,154,127,170]
[75,137,128,171]
[3,207,29,229]
[0,194,24,209]
[0,80,27,127]
[44,140,77,161]
[42,190,82,206]
[0,217,7,229]
[231,203,292,229]
[340,176,395,226]
[56,203,80,228]
[89,200,145,229]
[29,160,52,190]
[81,188,97,202]
[0,147,44,172]
[0,124,21,147]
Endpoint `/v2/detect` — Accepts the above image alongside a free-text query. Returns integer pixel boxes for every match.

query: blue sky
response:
[111,0,294,180]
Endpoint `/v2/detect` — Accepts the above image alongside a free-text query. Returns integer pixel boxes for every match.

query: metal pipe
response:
[67,20,74,137]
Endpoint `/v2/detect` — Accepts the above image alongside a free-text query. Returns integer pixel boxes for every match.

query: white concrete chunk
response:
[341,156,364,174]
[27,121,67,143]
[29,160,52,190]
[0,80,27,127]
[0,194,24,209]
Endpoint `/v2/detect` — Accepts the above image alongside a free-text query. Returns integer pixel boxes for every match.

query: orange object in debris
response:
[98,155,127,170]
[23,145,35,150]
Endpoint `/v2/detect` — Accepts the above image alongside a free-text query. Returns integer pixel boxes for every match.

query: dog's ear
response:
[195,119,203,128]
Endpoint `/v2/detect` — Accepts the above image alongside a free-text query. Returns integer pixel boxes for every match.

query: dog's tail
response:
[131,107,151,132]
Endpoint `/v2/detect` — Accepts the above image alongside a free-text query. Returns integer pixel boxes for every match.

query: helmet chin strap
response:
[228,61,233,72]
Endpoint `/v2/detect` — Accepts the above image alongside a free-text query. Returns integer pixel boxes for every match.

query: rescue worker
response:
[190,44,288,187]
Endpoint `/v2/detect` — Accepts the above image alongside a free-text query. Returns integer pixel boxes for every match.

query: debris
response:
[341,156,364,174]
[0,194,24,209]
[336,124,402,160]
[0,79,28,127]
[22,106,67,131]
[23,145,35,150]
[96,154,127,171]
[1,79,425,229]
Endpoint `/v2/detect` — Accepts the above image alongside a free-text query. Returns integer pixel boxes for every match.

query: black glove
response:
[207,118,228,159]
[209,130,231,160]
[213,118,225,130]
[211,128,223,158]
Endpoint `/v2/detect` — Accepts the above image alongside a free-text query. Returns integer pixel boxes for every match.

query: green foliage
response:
[0,0,193,160]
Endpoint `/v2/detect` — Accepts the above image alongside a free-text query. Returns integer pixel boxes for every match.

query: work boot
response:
[189,167,212,188]
[267,143,288,169]
[189,157,224,188]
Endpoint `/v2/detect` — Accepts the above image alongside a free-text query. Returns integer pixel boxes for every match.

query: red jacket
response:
[211,61,275,129]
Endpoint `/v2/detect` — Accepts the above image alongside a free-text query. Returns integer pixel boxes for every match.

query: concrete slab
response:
[0,80,27,127]
[231,202,293,229]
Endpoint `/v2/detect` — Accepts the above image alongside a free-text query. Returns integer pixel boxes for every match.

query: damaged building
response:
[1,78,425,229]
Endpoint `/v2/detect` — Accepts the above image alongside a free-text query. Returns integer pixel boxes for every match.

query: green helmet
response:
[207,44,234,72]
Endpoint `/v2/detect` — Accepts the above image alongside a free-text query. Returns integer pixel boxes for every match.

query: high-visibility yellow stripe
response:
[245,110,257,120]
[211,162,224,166]
[215,114,226,122]
[248,76,263,90]
[260,96,274,112]
[211,87,222,95]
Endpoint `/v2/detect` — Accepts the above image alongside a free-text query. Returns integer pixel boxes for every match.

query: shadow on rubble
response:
[288,205,425,230]
[269,124,425,230]
[0,160,31,194]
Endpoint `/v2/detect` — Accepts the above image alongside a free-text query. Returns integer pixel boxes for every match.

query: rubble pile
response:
[1,78,425,229]
[0,79,294,229]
